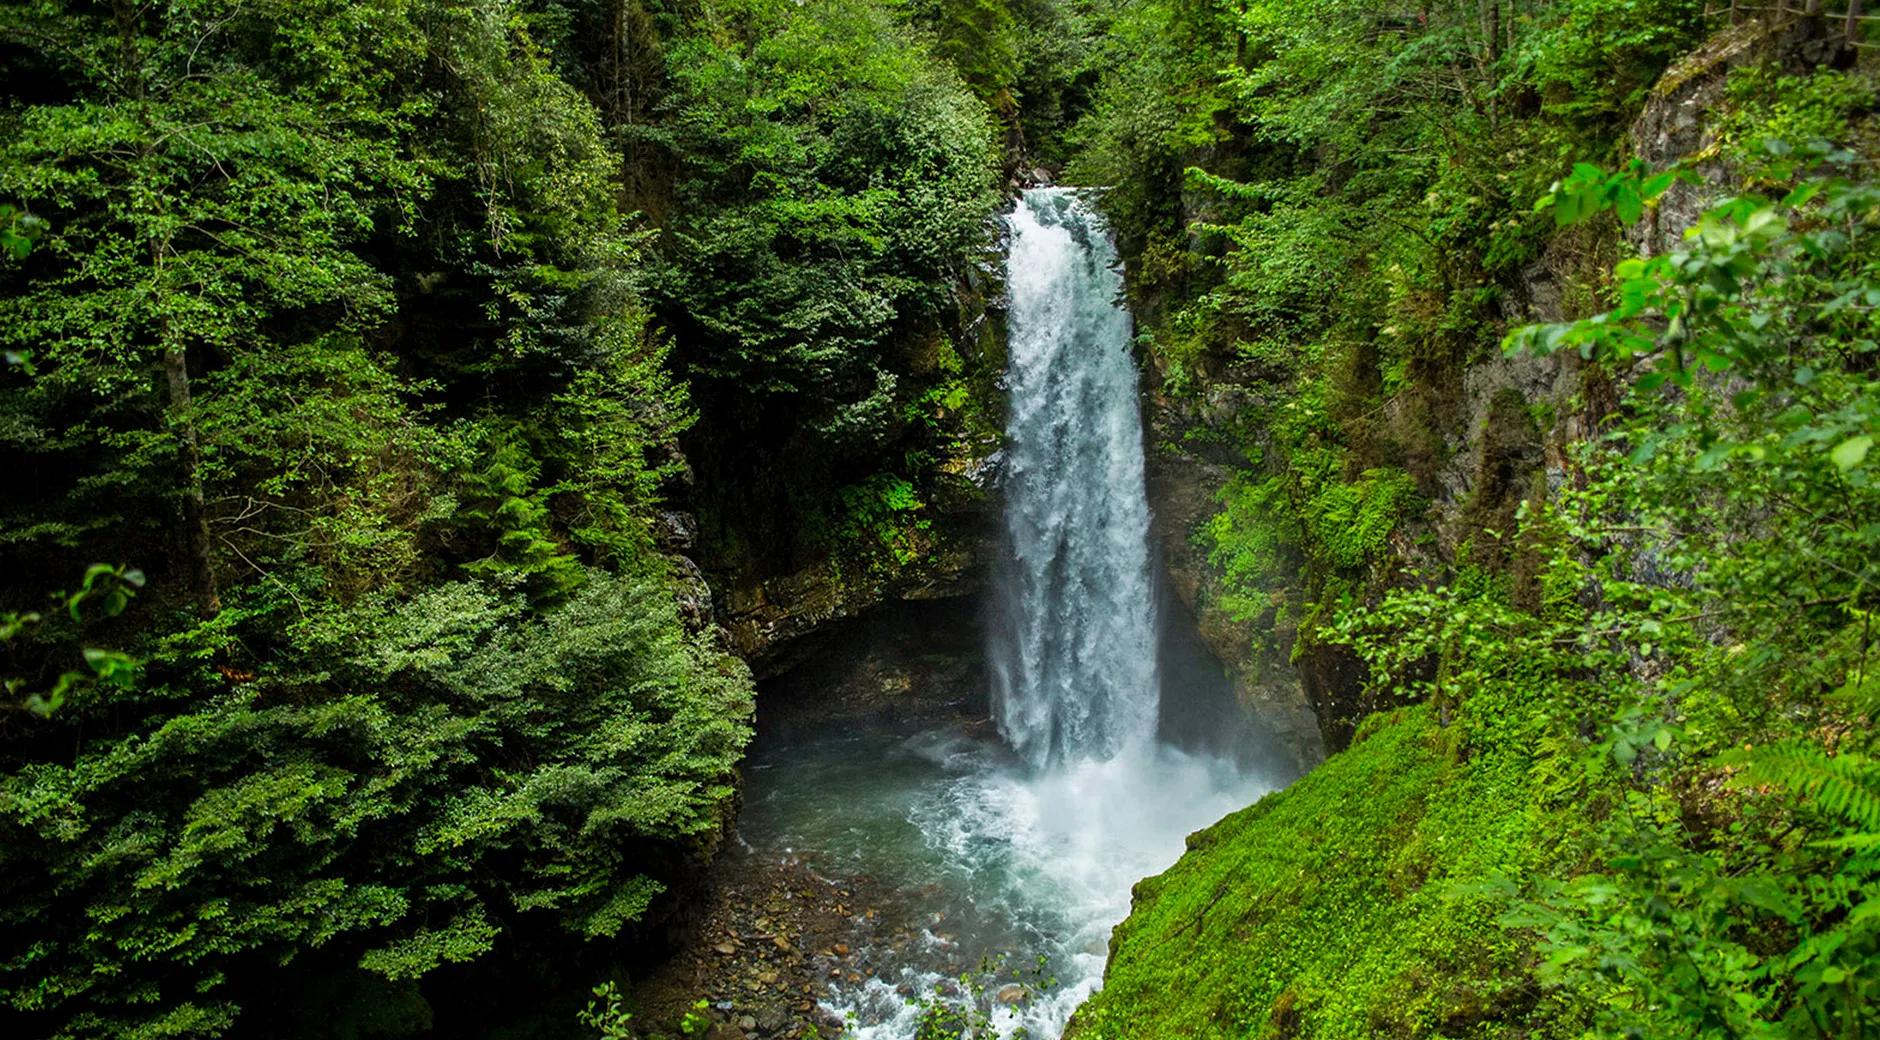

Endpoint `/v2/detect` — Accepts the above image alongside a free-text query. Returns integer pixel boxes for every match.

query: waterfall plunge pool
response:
[730,575,1294,1040]
[739,670,1276,1039]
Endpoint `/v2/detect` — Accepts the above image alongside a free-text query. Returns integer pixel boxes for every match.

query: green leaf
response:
[1782,181,1824,208]
[1831,434,1872,471]
[1615,186,1643,226]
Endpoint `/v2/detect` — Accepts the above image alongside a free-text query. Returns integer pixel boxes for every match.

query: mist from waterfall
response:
[990,187,1160,767]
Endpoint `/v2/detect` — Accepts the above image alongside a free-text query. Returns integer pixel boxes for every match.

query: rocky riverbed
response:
[633,845,882,1040]
[633,596,994,1039]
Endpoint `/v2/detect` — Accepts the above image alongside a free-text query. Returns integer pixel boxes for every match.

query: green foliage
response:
[1204,466,1418,622]
[1077,0,1709,710]
[2,564,143,717]
[0,202,44,264]
[460,433,587,604]
[1512,0,1706,127]
[1165,152,1880,1036]
[1307,468,1420,573]
[0,2,754,1036]
[1066,4,1880,1037]
[579,982,635,1040]
[679,998,714,1036]
[656,0,998,420]
[1,568,753,1037]
[909,0,1021,106]
[1488,159,1880,1038]
[833,473,931,571]
[1715,64,1880,166]
[1509,703,1880,1037]
[633,0,1006,587]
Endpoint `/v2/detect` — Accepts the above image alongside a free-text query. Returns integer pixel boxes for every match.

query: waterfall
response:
[990,187,1160,767]
[753,189,1274,1040]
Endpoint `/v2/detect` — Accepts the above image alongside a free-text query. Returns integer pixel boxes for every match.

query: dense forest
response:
[1,1,1876,1039]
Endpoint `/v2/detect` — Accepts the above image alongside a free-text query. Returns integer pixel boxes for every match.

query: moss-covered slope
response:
[1068,707,1578,1039]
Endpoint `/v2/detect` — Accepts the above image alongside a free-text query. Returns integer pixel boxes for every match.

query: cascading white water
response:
[991,188,1160,767]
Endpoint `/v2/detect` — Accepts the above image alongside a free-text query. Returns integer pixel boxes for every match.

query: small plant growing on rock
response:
[679,999,712,1036]
[579,983,634,1040]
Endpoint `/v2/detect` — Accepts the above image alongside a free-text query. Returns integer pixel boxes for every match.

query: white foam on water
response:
[824,743,1269,1039]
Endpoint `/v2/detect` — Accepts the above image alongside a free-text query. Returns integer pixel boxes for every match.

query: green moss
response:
[1070,707,1580,1040]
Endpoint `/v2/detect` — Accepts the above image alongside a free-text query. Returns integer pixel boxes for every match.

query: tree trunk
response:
[1480,0,1502,129]
[125,3,216,616]
[162,344,220,615]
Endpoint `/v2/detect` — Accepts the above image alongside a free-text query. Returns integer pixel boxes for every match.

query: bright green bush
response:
[1070,705,1582,1040]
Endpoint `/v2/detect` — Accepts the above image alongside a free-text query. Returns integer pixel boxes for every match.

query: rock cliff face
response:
[1123,172,1603,761]
[712,494,997,680]
[1141,375,1326,773]
[678,248,1010,681]
[1131,14,1823,765]
[1630,14,1850,256]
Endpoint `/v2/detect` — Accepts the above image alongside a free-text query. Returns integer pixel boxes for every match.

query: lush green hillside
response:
[1072,705,1569,1038]
[1063,1,1880,1036]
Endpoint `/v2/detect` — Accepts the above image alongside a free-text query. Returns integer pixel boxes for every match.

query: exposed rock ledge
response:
[1142,382,1327,775]
[715,528,994,680]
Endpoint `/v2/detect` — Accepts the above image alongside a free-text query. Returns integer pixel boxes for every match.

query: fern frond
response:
[1728,742,1880,834]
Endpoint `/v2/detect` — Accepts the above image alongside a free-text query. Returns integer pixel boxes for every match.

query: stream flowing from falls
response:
[738,189,1277,1039]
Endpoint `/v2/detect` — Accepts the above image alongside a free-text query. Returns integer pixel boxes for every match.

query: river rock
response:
[996,983,1028,1005]
[736,1015,757,1032]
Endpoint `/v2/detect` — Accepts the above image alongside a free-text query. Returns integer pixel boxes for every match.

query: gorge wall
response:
[1118,10,1852,762]
[1063,9,1878,1039]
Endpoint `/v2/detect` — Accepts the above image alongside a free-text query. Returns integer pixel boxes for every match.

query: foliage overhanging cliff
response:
[1061,1,1880,1036]
[0,0,1013,1035]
